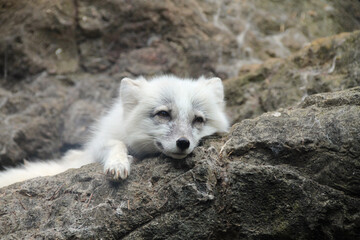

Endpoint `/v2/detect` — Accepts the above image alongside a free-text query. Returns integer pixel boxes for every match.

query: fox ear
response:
[119,77,146,110]
[203,77,224,102]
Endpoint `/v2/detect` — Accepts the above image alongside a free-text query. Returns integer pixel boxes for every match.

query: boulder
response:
[1,1,360,237]
[0,72,119,168]
[1,0,360,167]
[225,31,360,122]
[1,0,360,81]
[0,87,359,239]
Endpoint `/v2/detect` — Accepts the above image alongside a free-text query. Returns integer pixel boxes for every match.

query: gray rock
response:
[0,72,118,168]
[0,1,360,238]
[1,0,360,81]
[225,31,360,122]
[1,87,359,239]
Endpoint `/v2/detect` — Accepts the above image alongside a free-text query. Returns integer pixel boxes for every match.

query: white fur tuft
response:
[0,150,93,188]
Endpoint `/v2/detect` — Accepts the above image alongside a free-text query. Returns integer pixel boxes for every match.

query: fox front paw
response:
[104,155,133,181]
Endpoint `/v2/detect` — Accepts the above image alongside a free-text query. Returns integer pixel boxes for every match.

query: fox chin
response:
[0,75,229,187]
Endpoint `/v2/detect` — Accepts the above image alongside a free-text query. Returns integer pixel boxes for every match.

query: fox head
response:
[119,75,229,159]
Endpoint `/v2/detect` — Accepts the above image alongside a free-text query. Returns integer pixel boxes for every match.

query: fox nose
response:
[176,137,190,151]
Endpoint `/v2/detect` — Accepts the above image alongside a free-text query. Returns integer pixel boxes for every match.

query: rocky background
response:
[0,0,360,239]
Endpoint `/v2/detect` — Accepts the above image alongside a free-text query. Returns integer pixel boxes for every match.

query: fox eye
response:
[156,110,171,119]
[193,116,205,124]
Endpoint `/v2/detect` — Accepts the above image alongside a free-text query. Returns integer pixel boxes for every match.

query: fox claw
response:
[103,141,132,181]
[104,156,131,181]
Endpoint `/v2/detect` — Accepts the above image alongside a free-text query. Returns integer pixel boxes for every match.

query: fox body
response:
[0,76,229,187]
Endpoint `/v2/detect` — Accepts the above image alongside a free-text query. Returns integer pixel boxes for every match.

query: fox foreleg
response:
[102,140,133,180]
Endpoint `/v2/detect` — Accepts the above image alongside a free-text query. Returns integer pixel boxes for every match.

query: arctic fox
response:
[0,76,229,187]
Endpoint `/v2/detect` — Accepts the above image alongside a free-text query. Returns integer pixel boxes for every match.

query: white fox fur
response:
[0,75,229,187]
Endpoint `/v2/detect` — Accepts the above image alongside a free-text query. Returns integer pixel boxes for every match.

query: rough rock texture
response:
[1,0,360,81]
[0,73,118,168]
[1,0,360,238]
[1,87,359,239]
[225,30,360,122]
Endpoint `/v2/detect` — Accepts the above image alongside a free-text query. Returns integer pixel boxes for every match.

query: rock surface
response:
[1,0,360,238]
[1,0,360,81]
[0,72,118,168]
[225,30,360,122]
[0,87,359,239]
